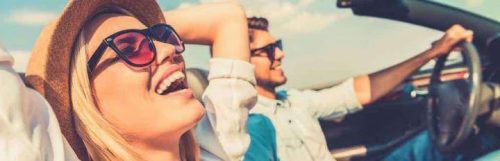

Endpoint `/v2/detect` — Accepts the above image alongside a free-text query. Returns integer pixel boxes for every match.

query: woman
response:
[26,0,256,160]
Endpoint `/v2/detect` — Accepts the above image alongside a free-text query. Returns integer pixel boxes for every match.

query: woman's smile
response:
[153,63,187,95]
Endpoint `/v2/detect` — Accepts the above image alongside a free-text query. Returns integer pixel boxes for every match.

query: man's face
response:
[250,30,287,88]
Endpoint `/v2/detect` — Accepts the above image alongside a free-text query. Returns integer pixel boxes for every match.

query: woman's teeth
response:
[156,71,185,95]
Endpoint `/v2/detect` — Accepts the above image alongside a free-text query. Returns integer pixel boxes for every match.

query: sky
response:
[0,0,499,89]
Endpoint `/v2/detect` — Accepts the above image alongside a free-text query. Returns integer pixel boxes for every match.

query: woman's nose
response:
[154,41,177,64]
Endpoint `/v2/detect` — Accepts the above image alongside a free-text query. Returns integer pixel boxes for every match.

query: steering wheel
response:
[427,42,482,153]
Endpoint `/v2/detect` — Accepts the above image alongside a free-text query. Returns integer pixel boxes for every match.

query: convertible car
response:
[7,0,499,160]
[323,1,500,160]
[184,0,500,160]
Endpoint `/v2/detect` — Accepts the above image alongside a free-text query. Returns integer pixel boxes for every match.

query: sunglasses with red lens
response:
[250,39,282,63]
[87,23,184,74]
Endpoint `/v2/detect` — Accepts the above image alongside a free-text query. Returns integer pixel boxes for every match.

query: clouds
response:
[281,12,349,35]
[299,0,316,6]
[239,0,349,37]
[177,0,349,37]
[241,1,297,20]
[466,0,485,7]
[5,10,57,26]
[177,2,195,9]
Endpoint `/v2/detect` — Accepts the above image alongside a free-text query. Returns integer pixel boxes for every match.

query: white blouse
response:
[0,48,79,161]
[197,58,257,161]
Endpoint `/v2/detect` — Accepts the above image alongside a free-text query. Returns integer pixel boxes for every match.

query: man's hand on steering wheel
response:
[427,24,482,153]
[429,24,474,58]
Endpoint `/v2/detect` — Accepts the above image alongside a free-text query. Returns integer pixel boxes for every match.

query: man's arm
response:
[354,24,474,105]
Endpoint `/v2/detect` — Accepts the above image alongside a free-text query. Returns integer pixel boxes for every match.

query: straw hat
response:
[25,0,165,160]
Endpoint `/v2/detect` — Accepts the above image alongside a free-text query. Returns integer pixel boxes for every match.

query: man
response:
[246,17,477,161]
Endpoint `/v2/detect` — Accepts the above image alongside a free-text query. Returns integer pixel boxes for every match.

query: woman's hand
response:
[428,24,474,58]
[164,3,250,61]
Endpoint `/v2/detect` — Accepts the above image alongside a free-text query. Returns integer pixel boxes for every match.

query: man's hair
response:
[248,17,269,43]
[248,17,269,31]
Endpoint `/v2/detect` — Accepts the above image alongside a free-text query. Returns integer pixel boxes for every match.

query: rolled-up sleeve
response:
[288,78,362,120]
[199,58,257,161]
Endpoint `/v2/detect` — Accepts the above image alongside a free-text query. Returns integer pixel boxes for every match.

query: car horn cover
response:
[427,42,482,153]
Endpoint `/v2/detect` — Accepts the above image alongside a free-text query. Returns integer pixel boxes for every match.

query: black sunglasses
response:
[250,39,282,62]
[87,23,185,74]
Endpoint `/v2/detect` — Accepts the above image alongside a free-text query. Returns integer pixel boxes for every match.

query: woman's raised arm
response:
[164,3,250,61]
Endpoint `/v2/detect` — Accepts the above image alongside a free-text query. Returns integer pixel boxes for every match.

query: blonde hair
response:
[69,9,199,161]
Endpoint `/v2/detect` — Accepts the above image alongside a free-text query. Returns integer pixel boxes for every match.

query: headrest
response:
[186,68,209,102]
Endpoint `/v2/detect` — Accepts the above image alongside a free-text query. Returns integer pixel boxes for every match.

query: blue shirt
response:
[245,114,279,161]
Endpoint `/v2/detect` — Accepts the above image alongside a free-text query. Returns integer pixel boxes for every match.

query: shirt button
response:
[288,120,292,123]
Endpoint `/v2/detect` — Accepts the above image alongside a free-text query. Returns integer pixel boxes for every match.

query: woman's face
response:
[84,14,204,144]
